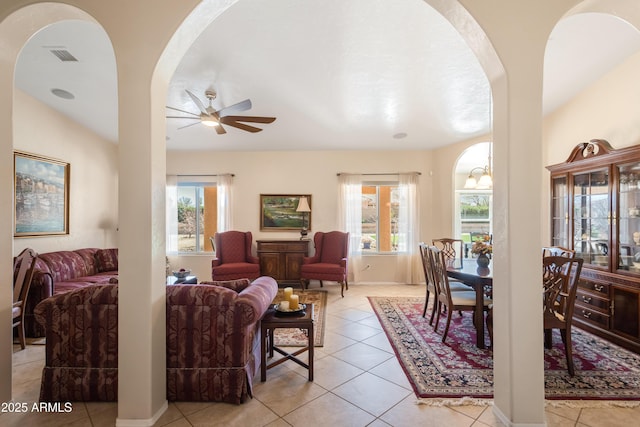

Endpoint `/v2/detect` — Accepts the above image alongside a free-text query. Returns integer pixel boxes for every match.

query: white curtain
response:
[166,175,178,253]
[338,174,363,283]
[395,172,421,284]
[217,173,233,232]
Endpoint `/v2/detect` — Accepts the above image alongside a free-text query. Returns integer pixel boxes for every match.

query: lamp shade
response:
[477,171,493,189]
[464,176,478,189]
[296,197,311,212]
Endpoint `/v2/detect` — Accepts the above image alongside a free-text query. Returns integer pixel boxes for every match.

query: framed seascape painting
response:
[14,151,70,237]
[260,194,311,231]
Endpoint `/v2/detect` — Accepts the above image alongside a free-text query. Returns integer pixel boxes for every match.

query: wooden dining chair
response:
[428,246,492,343]
[543,255,584,376]
[13,248,37,349]
[542,246,576,312]
[432,238,468,285]
[542,246,576,258]
[420,243,470,325]
[432,238,464,264]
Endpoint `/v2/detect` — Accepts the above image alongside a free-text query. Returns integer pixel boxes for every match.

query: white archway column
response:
[452,1,579,425]
[100,2,201,423]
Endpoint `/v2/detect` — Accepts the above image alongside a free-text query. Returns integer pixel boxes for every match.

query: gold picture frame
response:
[260,194,311,231]
[14,151,70,237]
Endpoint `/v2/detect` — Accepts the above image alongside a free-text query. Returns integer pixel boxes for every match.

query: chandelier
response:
[464,143,493,189]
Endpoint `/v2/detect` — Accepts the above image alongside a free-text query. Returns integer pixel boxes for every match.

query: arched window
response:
[454,142,493,255]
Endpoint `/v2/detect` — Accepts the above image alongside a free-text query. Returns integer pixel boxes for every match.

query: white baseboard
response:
[115,401,168,427]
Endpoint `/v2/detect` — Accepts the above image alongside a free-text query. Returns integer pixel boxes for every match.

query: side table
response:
[260,303,314,382]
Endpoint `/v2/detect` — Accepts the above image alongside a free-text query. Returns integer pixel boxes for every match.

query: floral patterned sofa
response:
[26,248,119,337]
[34,276,278,404]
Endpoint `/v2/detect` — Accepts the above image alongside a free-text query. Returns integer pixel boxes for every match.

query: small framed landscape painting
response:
[14,151,70,237]
[260,194,311,231]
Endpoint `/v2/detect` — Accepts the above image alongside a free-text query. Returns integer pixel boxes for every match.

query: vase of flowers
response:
[471,240,492,267]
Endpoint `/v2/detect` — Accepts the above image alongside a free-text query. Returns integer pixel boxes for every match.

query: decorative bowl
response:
[172,270,191,279]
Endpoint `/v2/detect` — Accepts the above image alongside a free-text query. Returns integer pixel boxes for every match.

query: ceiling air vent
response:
[49,49,78,62]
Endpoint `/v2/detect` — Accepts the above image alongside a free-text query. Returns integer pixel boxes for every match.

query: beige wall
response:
[542,51,640,241]
[167,149,435,282]
[12,89,119,255]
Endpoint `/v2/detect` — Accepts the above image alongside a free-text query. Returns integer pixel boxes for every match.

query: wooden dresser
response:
[256,239,310,285]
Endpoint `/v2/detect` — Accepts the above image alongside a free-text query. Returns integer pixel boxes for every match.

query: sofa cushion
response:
[39,251,94,283]
[95,248,118,273]
[200,278,251,292]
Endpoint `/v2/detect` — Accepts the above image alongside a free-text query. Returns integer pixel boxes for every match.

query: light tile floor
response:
[5,283,640,426]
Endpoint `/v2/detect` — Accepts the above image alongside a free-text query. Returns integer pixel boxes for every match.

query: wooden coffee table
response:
[260,303,314,381]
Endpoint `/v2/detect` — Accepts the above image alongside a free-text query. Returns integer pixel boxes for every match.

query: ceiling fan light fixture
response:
[200,115,218,127]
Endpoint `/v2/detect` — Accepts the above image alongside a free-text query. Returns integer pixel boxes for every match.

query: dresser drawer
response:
[574,303,610,329]
[578,279,609,296]
[257,241,309,253]
[576,290,610,313]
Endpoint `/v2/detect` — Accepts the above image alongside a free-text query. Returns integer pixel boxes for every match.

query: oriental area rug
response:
[272,289,327,347]
[369,296,640,401]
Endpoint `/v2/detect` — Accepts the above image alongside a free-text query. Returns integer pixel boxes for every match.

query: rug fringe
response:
[544,400,640,409]
[415,398,640,409]
[415,397,493,407]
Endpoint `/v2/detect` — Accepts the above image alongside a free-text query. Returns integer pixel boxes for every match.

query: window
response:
[458,191,492,233]
[362,184,403,253]
[176,182,217,252]
[167,174,233,254]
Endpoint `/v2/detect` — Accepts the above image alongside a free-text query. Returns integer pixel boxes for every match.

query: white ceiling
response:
[13,2,640,161]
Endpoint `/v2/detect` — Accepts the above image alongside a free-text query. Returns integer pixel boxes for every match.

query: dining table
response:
[446,258,493,349]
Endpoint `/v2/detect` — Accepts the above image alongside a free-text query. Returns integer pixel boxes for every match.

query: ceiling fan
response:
[166,89,276,134]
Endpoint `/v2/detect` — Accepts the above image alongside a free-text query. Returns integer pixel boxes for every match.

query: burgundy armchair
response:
[211,231,261,281]
[300,231,349,297]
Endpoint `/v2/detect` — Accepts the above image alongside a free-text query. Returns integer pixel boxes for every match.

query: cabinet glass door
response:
[551,176,569,248]
[617,163,640,272]
[573,169,610,267]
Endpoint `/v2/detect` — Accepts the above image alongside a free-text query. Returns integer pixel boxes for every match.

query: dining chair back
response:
[13,248,37,349]
[542,255,584,376]
[542,246,576,258]
[419,242,437,323]
[431,238,463,264]
[428,245,491,343]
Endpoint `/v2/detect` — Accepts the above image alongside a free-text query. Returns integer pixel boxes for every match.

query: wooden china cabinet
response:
[547,139,640,354]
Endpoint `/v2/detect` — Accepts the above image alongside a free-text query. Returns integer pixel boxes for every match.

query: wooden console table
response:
[256,239,309,285]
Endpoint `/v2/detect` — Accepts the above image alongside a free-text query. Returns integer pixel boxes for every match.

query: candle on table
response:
[283,287,293,303]
[289,294,299,310]
[279,300,290,311]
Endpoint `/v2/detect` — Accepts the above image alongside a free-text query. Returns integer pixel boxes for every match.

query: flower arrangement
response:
[471,240,492,256]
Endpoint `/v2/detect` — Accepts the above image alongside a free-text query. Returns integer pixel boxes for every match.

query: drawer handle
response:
[582,310,592,319]
[594,284,604,292]
[582,296,592,304]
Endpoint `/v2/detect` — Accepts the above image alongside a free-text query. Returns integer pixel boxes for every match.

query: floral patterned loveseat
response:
[25,248,119,337]
[34,276,277,404]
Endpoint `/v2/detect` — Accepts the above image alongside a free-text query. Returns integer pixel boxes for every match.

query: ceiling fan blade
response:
[222,115,276,124]
[214,123,227,135]
[185,90,209,115]
[166,106,200,116]
[220,117,263,133]
[166,116,200,119]
[177,121,202,130]
[217,99,252,117]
